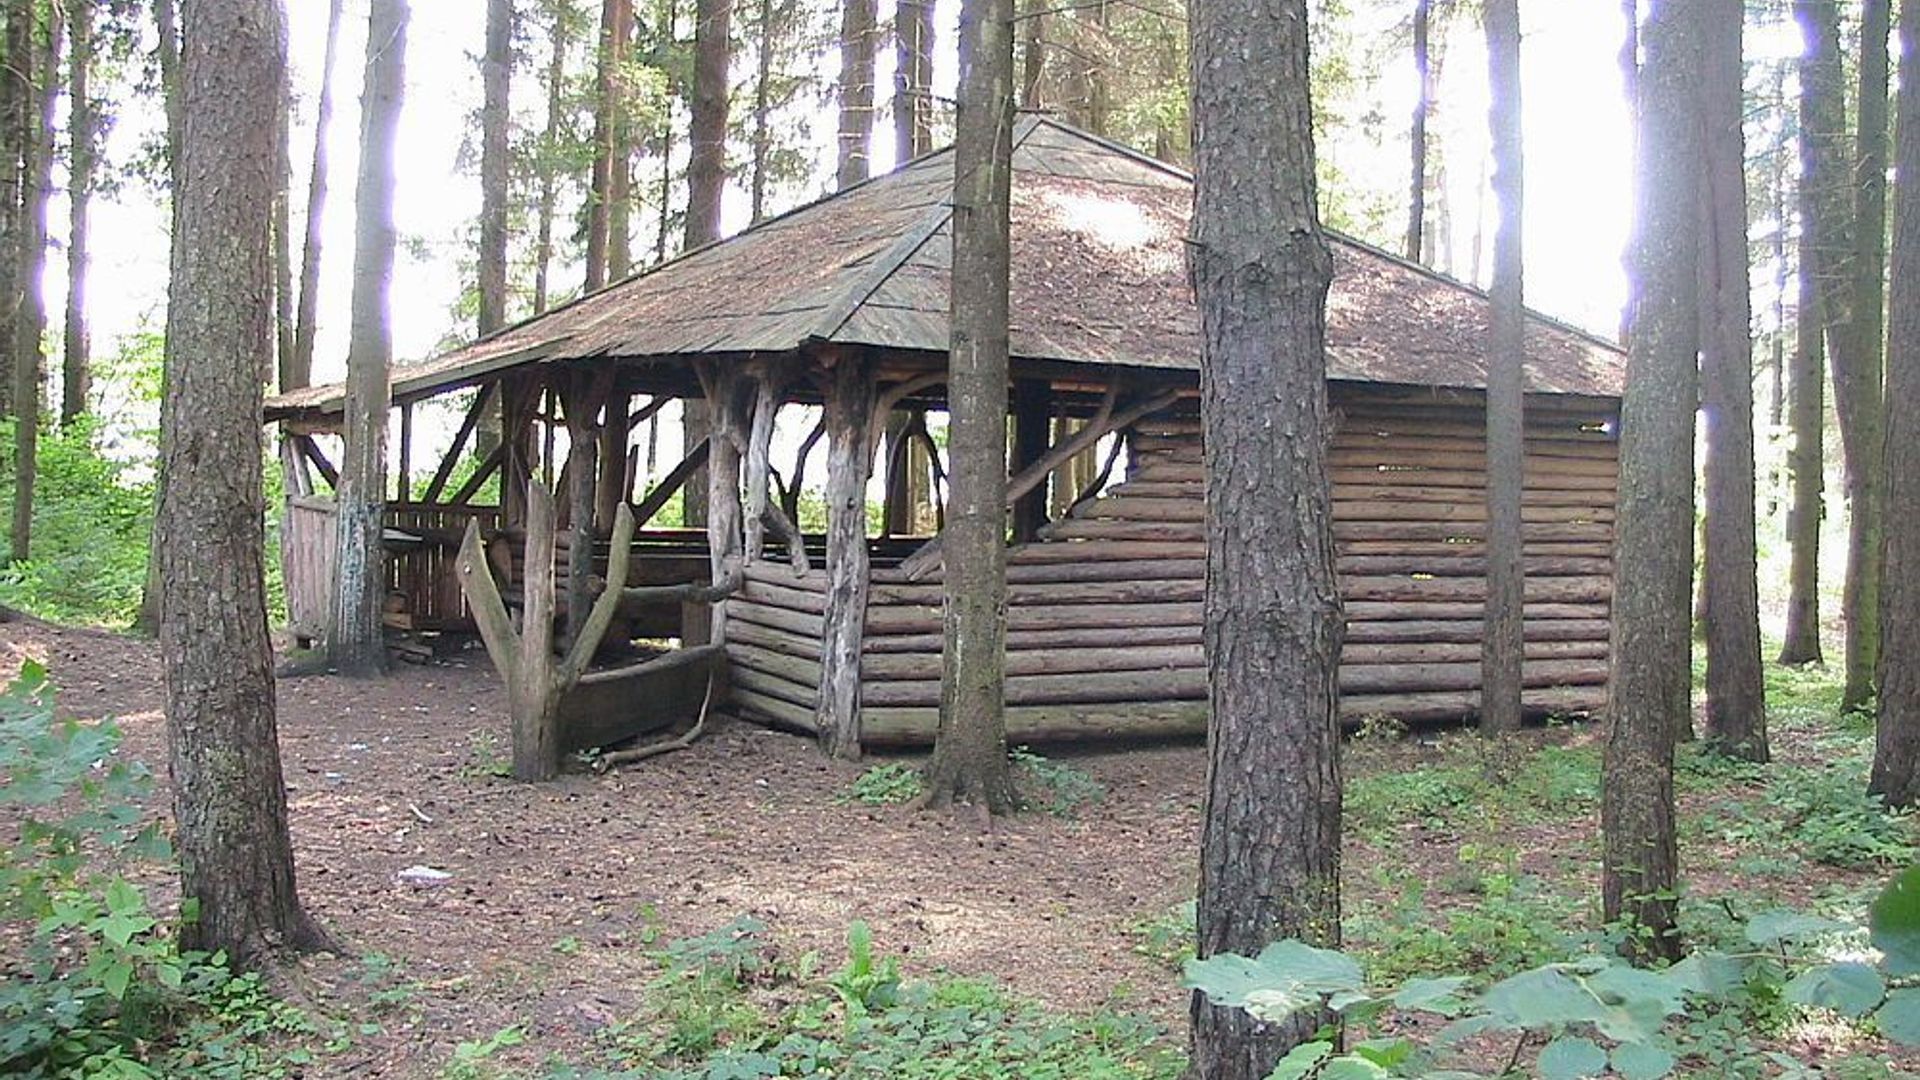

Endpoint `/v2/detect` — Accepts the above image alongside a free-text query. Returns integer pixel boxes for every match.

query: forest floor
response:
[3,617,1917,1078]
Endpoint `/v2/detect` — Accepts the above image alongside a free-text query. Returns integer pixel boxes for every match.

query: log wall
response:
[720,391,1621,748]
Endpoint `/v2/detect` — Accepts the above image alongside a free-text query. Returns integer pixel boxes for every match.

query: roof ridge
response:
[808,117,1051,345]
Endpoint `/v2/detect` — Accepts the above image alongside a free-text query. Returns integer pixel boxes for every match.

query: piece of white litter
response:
[396,865,452,887]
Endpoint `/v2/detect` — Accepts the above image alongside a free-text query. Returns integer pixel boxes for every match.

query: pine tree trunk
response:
[161,0,326,970]
[893,0,933,158]
[1779,23,1827,666]
[836,0,876,188]
[1480,0,1524,735]
[532,5,569,313]
[133,0,182,636]
[1697,0,1767,761]
[291,0,345,390]
[587,0,634,291]
[608,0,635,279]
[479,0,512,333]
[1406,0,1430,263]
[922,0,1016,815]
[0,1,20,424]
[61,0,90,422]
[1185,0,1341,1070]
[1838,0,1890,714]
[1603,0,1698,967]
[10,0,57,564]
[272,72,295,391]
[329,0,409,677]
[686,0,730,244]
[1872,0,1920,808]
[1018,0,1043,110]
[749,0,774,222]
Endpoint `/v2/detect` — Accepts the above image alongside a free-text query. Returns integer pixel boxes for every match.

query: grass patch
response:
[836,763,924,807]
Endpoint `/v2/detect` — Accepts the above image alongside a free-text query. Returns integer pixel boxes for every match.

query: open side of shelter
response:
[266,116,1625,756]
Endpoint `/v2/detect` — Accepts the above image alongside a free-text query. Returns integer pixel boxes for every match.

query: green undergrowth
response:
[535,918,1180,1080]
[0,663,374,1078]
[836,748,1105,818]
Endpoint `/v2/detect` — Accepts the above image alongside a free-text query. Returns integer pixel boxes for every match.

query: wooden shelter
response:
[266,117,1625,753]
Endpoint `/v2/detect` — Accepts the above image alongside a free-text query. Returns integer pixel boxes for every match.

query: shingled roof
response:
[267,117,1623,419]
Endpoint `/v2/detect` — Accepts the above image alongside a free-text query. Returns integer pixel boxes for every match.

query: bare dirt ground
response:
[2,619,1206,1076]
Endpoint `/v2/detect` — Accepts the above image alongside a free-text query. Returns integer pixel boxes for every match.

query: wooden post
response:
[596,386,631,529]
[562,370,613,644]
[396,402,413,501]
[817,352,877,758]
[697,361,748,646]
[743,365,784,561]
[454,482,638,782]
[502,374,535,527]
[1011,378,1051,541]
[882,412,911,535]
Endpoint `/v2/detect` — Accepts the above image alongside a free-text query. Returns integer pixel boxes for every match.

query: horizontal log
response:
[862,643,1207,681]
[1334,521,1613,543]
[1331,484,1614,508]
[728,686,819,734]
[863,668,1208,708]
[1143,462,1618,492]
[1342,685,1608,723]
[864,599,1203,635]
[730,664,818,709]
[1340,658,1608,694]
[1344,617,1612,644]
[728,620,822,661]
[864,624,1205,654]
[1044,519,1206,542]
[1008,539,1206,564]
[1331,433,1618,460]
[1345,600,1608,621]
[743,562,827,589]
[1330,501,1614,525]
[728,600,824,638]
[872,577,1204,607]
[895,557,1210,586]
[727,642,822,686]
[1341,640,1609,665]
[860,701,1210,748]
[1332,450,1619,477]
[1337,554,1612,577]
[1343,575,1612,604]
[739,578,828,615]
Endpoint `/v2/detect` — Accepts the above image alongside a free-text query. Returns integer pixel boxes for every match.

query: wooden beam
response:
[422,383,496,504]
[295,434,340,490]
[630,437,711,527]
[447,442,506,505]
[1011,379,1052,542]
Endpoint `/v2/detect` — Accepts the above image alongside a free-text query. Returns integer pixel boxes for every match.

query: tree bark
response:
[818,354,875,758]
[161,0,326,969]
[836,0,876,187]
[0,0,21,423]
[1019,0,1043,110]
[10,0,56,564]
[479,0,512,331]
[1479,0,1523,736]
[61,0,91,422]
[1697,0,1767,762]
[1780,14,1827,667]
[1603,0,1698,966]
[893,0,933,159]
[749,0,775,222]
[133,0,183,635]
[1185,0,1342,1073]
[1840,0,1891,714]
[686,0,729,246]
[1873,0,1920,808]
[1406,0,1430,263]
[329,0,409,677]
[922,0,1016,815]
[588,0,634,291]
[291,0,345,393]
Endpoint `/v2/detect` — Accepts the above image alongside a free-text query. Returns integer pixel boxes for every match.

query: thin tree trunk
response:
[608,2,634,279]
[0,0,22,423]
[329,0,409,677]
[1185,0,1341,1070]
[836,0,876,187]
[1019,0,1043,110]
[532,4,569,313]
[1603,0,1698,967]
[272,67,295,391]
[291,0,345,391]
[686,0,729,245]
[61,0,91,422]
[921,0,1016,814]
[1780,15,1827,666]
[10,0,57,564]
[587,0,634,291]
[1085,0,1110,135]
[133,0,182,635]
[479,0,512,333]
[1872,0,1920,809]
[1698,0,1767,762]
[1480,0,1523,735]
[893,0,933,158]
[1839,0,1891,714]
[749,0,774,222]
[161,0,327,970]
[1406,0,1430,263]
